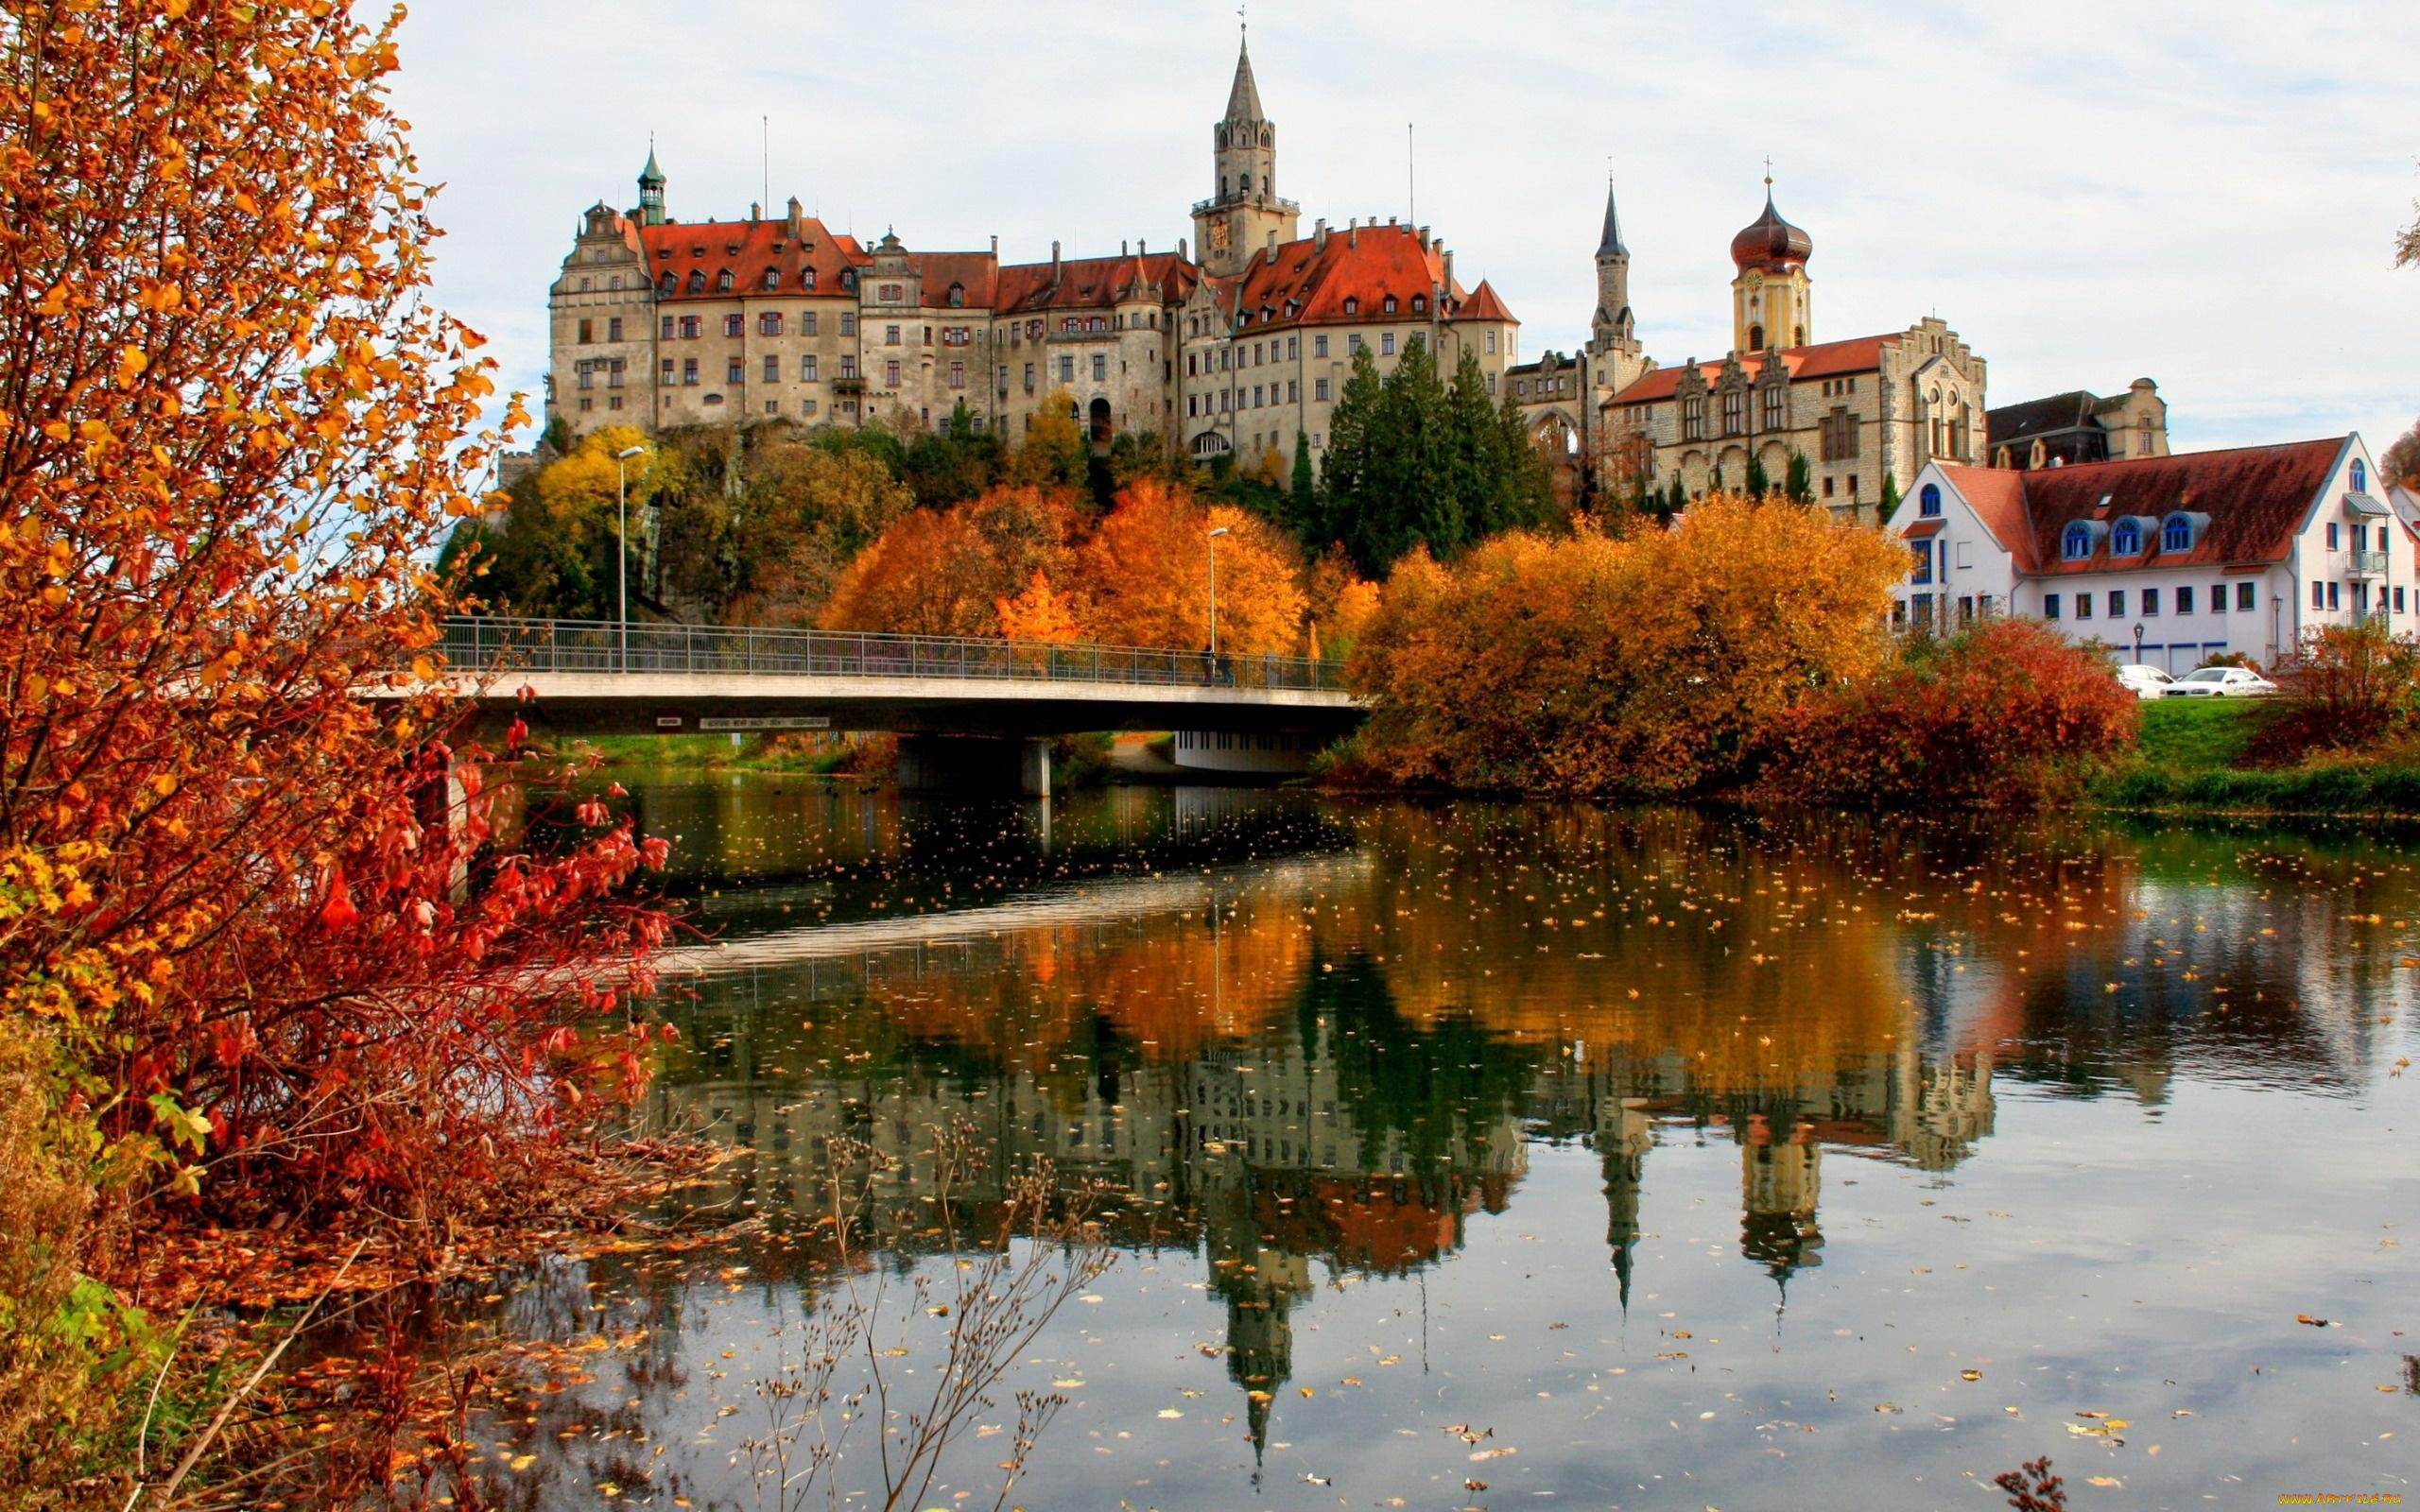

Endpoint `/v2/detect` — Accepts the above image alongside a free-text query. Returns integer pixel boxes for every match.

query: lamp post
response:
[614,445,646,672]
[1207,524,1231,661]
[2133,621,2145,668]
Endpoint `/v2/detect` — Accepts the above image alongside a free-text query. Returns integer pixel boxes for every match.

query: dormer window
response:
[1342,297,1358,316]
[2111,521,2142,555]
[840,269,856,292]
[1411,294,1426,313]
[1919,483,1942,517]
[716,268,734,291]
[2353,458,2369,492]
[1383,295,1398,314]
[658,272,676,296]
[2063,524,2094,560]
[803,266,817,290]
[684,269,704,294]
[2162,514,2194,551]
[762,267,779,289]
[948,282,965,308]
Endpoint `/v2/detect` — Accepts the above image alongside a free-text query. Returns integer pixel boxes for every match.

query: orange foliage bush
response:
[2246,617,2420,764]
[1347,495,1905,794]
[1076,478,1306,653]
[820,485,1081,637]
[1757,619,2140,807]
[0,2,666,1228]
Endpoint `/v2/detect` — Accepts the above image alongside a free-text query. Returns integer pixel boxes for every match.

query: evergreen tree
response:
[1666,476,1686,520]
[1290,428,1316,533]
[1785,449,1815,504]
[1745,455,1770,497]
[1317,343,1384,563]
[1879,472,1902,526]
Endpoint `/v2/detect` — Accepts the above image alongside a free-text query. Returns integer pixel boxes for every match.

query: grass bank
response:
[572,730,1122,788]
[2095,700,2420,816]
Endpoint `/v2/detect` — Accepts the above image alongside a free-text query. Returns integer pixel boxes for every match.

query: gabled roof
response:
[1605,334,1891,406]
[994,251,1199,315]
[637,215,866,301]
[1933,438,2349,578]
[910,250,999,310]
[1214,223,1509,333]
[1986,390,2100,446]
[1454,280,1513,323]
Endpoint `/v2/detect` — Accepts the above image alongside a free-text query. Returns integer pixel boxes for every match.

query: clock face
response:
[1208,220,1232,250]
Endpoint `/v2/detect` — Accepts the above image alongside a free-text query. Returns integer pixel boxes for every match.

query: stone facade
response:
[544,37,1517,471]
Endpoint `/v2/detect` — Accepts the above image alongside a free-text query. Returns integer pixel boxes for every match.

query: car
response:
[2114,663,2175,700]
[2162,665,2277,697]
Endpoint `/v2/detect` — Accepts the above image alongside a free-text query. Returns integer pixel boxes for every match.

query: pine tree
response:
[1785,450,1814,504]
[1317,344,1385,566]
[1664,476,1686,521]
[1879,472,1902,527]
[1290,428,1316,530]
[1745,455,1770,497]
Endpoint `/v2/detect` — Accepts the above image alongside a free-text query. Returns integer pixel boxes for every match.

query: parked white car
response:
[2162,666,2277,697]
[2114,663,2175,701]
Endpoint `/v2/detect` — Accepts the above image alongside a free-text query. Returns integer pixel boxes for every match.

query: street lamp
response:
[2132,621,2145,667]
[614,444,645,672]
[1207,525,1231,662]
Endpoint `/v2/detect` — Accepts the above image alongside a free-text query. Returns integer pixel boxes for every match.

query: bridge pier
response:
[896,734,1051,799]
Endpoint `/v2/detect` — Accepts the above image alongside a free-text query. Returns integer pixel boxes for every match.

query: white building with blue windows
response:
[1883,435,2411,672]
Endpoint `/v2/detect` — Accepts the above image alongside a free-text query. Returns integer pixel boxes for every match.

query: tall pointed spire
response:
[1597,172,1626,258]
[1225,27,1264,123]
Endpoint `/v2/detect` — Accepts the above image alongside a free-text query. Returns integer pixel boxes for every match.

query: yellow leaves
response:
[36,284,68,317]
[115,345,148,388]
[408,655,439,683]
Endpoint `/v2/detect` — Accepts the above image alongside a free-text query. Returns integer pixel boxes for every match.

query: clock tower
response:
[1192,30,1298,278]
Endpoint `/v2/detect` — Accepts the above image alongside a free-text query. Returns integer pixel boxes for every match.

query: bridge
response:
[411,617,1364,795]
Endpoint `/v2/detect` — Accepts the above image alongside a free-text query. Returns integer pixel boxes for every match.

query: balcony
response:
[2349,549,2387,577]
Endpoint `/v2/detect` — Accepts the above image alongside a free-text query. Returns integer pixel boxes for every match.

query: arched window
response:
[2162,515,2192,551]
[2112,521,2142,555]
[2063,524,2093,560]
[1746,323,1764,350]
[1220,176,1229,197]
[716,268,734,291]
[1919,483,1942,517]
[1239,172,1252,192]
[2353,458,2369,492]
[684,269,704,294]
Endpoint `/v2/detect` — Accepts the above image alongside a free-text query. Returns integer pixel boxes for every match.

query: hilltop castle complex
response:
[545,35,1517,472]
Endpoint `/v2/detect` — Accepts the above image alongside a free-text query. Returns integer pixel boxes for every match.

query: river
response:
[458,776,2417,1510]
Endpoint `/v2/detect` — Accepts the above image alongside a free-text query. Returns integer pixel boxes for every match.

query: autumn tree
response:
[1076,478,1306,654]
[1347,495,1907,794]
[0,10,670,1478]
[821,484,1081,637]
[995,571,1083,643]
[1010,388,1089,490]
[2383,419,2420,488]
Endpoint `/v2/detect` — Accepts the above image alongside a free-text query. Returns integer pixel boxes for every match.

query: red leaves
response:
[319,862,362,932]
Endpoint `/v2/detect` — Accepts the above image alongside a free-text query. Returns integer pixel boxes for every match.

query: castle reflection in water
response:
[626,798,2393,1451]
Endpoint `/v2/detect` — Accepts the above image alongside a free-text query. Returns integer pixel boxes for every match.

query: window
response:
[2107,590,2126,616]
[2112,521,2141,555]
[682,357,698,386]
[685,270,704,294]
[949,360,964,389]
[755,354,774,383]
[1762,387,1784,432]
[680,316,700,340]
[1343,298,1358,316]
[1022,361,1034,390]
[1684,396,1705,441]
[2238,581,2256,611]
[2327,522,2340,550]
[1383,295,1397,314]
[1720,389,1743,435]
[1288,336,1299,359]
[1058,355,1074,384]
[1823,477,1836,498]
[1315,377,1331,402]
[1314,334,1329,357]
[1253,384,1264,407]
[762,268,779,291]
[2075,592,2092,620]
[2313,580,2326,610]
[2142,587,2160,615]
[839,313,856,336]
[2062,524,2092,560]
[839,355,856,379]
[884,359,901,387]
[758,312,783,335]
[1349,334,1365,353]
[607,317,623,341]
[2399,586,2408,613]
[1910,542,1932,584]
[878,283,904,303]
[607,358,624,387]
[721,314,741,338]
[2353,458,2368,492]
[726,358,743,384]
[948,282,965,308]
[575,361,594,390]
[660,358,675,385]
[2176,584,2194,614]
[2044,593,2062,620]
[800,312,819,336]
[1380,332,1395,356]
[1920,483,1942,517]
[943,326,971,347]
[803,267,817,291]
[658,272,677,296]
[801,399,818,417]
[2382,524,2394,553]
[1288,379,1299,403]
[2163,516,2190,551]
[717,269,733,291]
[1092,354,1106,382]
[884,324,901,346]
[660,315,674,340]
[2327,580,2341,610]
[1486,372,1497,395]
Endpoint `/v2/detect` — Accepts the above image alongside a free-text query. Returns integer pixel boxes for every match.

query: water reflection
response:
[467,786,2417,1508]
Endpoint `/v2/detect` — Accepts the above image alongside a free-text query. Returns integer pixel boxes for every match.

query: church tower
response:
[635,141,666,227]
[1586,175,1646,388]
[1192,30,1299,277]
[1728,175,1812,354]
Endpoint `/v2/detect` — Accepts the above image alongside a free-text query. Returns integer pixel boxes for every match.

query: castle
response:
[544,34,1519,472]
[1510,177,2170,517]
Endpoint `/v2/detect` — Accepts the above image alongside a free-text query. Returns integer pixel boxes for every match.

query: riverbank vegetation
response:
[1,6,673,1503]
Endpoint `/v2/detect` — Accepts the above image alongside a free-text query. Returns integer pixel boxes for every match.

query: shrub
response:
[1345,495,1906,795]
[2246,618,2420,764]
[1760,619,2141,808]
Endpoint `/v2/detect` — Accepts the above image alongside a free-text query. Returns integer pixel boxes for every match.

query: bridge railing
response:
[427,617,1352,694]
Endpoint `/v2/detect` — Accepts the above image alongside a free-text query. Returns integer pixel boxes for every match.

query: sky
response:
[389,1,2420,456]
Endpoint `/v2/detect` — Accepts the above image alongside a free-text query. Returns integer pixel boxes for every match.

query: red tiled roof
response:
[994,251,1199,314]
[1932,464,2034,571]
[1944,438,2348,577]
[910,251,998,310]
[1218,223,1511,332]
[637,215,863,301]
[1453,279,1514,323]
[1605,335,1893,406]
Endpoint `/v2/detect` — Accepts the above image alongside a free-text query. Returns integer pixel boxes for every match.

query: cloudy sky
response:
[390,1,2420,455]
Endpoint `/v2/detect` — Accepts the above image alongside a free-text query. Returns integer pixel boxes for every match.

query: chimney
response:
[1177,235,1188,261]
[1121,238,1129,255]
[786,197,803,236]
[1139,237,1148,254]
[1266,229,1277,253]
[1315,217,1328,249]
[1443,249,1454,288]
[1348,218,1358,249]
[1051,239,1062,278]
[750,200,761,223]
[1418,224,1430,249]
[1388,215,1397,226]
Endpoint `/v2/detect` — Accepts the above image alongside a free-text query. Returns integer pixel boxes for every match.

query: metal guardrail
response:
[427,617,1352,695]
[2349,549,2388,577]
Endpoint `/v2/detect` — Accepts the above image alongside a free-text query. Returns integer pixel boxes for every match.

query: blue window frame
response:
[2314,580,2326,609]
[2176,584,2195,614]
[2238,581,2256,611]
[1920,483,1943,518]
[2162,517,2191,551]
[2398,586,2408,613]
[1910,542,1932,584]
[2328,581,2341,610]
[2043,593,2062,620]
[2212,581,2227,610]
[2063,524,2093,560]
[2353,458,2368,492]
[2112,522,2141,555]
[2327,522,2339,549]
